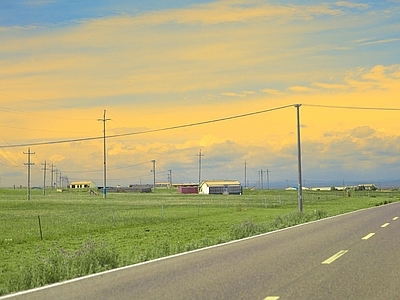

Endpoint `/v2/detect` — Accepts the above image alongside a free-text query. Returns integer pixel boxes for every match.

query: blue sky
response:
[0,0,400,188]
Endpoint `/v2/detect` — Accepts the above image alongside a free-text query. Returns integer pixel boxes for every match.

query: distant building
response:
[357,184,377,191]
[178,186,199,194]
[199,180,242,195]
[68,181,96,189]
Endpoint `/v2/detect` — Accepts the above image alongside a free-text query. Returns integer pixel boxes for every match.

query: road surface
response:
[3,202,399,300]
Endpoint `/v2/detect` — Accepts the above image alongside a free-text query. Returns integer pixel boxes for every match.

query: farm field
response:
[1,187,399,296]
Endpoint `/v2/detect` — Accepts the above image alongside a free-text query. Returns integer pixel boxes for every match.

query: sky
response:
[0,0,400,189]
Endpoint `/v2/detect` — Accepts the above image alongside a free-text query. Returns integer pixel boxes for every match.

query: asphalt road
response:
[3,202,399,300]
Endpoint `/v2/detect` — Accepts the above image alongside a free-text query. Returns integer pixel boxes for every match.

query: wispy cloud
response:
[312,82,349,90]
[356,37,400,46]
[262,88,282,96]
[335,1,369,9]
[288,86,313,92]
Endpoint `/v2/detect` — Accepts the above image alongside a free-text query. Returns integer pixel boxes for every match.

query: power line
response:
[303,104,400,111]
[2,103,398,150]
[0,104,294,149]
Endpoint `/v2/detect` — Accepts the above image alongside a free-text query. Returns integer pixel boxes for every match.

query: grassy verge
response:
[0,188,399,295]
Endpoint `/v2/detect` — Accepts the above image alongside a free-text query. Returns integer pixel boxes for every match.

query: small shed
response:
[69,181,96,189]
[178,186,199,194]
[199,180,242,195]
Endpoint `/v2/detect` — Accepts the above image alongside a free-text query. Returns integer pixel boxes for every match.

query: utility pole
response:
[24,147,35,201]
[51,164,55,189]
[259,169,265,189]
[244,161,247,189]
[55,169,59,188]
[151,160,156,191]
[168,169,172,186]
[295,104,303,212]
[59,171,62,189]
[98,110,110,199]
[41,161,47,196]
[267,169,270,190]
[196,149,204,184]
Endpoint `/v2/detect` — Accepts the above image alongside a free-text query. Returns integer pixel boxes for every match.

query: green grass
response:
[0,187,399,295]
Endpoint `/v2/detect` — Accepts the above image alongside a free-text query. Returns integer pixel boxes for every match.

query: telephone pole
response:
[151,160,156,191]
[295,104,303,212]
[196,149,204,184]
[41,161,47,196]
[168,169,172,186]
[244,161,247,189]
[266,169,270,190]
[24,147,35,201]
[259,169,264,189]
[55,169,59,188]
[51,164,55,189]
[98,110,110,199]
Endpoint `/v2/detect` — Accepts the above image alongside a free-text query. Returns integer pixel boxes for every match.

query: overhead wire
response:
[303,104,400,111]
[0,104,295,149]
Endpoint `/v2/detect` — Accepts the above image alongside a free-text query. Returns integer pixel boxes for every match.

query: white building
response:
[199,180,242,195]
[68,181,96,189]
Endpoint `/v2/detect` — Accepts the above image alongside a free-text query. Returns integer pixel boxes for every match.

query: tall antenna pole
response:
[295,104,303,212]
[24,147,35,201]
[98,110,110,199]
[197,149,204,184]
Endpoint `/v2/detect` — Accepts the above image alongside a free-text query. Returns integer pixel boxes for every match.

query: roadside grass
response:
[0,188,399,295]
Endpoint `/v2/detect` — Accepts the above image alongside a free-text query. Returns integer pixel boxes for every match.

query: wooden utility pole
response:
[196,149,204,184]
[295,104,303,212]
[24,147,35,201]
[168,170,172,186]
[51,164,55,189]
[98,110,110,199]
[244,161,247,189]
[41,160,47,196]
[151,160,156,191]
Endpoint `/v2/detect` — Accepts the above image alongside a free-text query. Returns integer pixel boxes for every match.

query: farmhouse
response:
[68,181,96,189]
[199,180,242,195]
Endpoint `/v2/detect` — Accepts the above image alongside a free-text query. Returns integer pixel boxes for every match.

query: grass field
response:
[1,187,399,295]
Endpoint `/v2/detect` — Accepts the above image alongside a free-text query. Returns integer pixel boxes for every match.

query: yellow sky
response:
[1,0,400,187]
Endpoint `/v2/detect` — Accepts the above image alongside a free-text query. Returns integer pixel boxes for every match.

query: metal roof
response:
[69,181,95,185]
[200,180,241,186]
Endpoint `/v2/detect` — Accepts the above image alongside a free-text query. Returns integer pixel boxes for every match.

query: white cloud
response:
[357,37,400,46]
